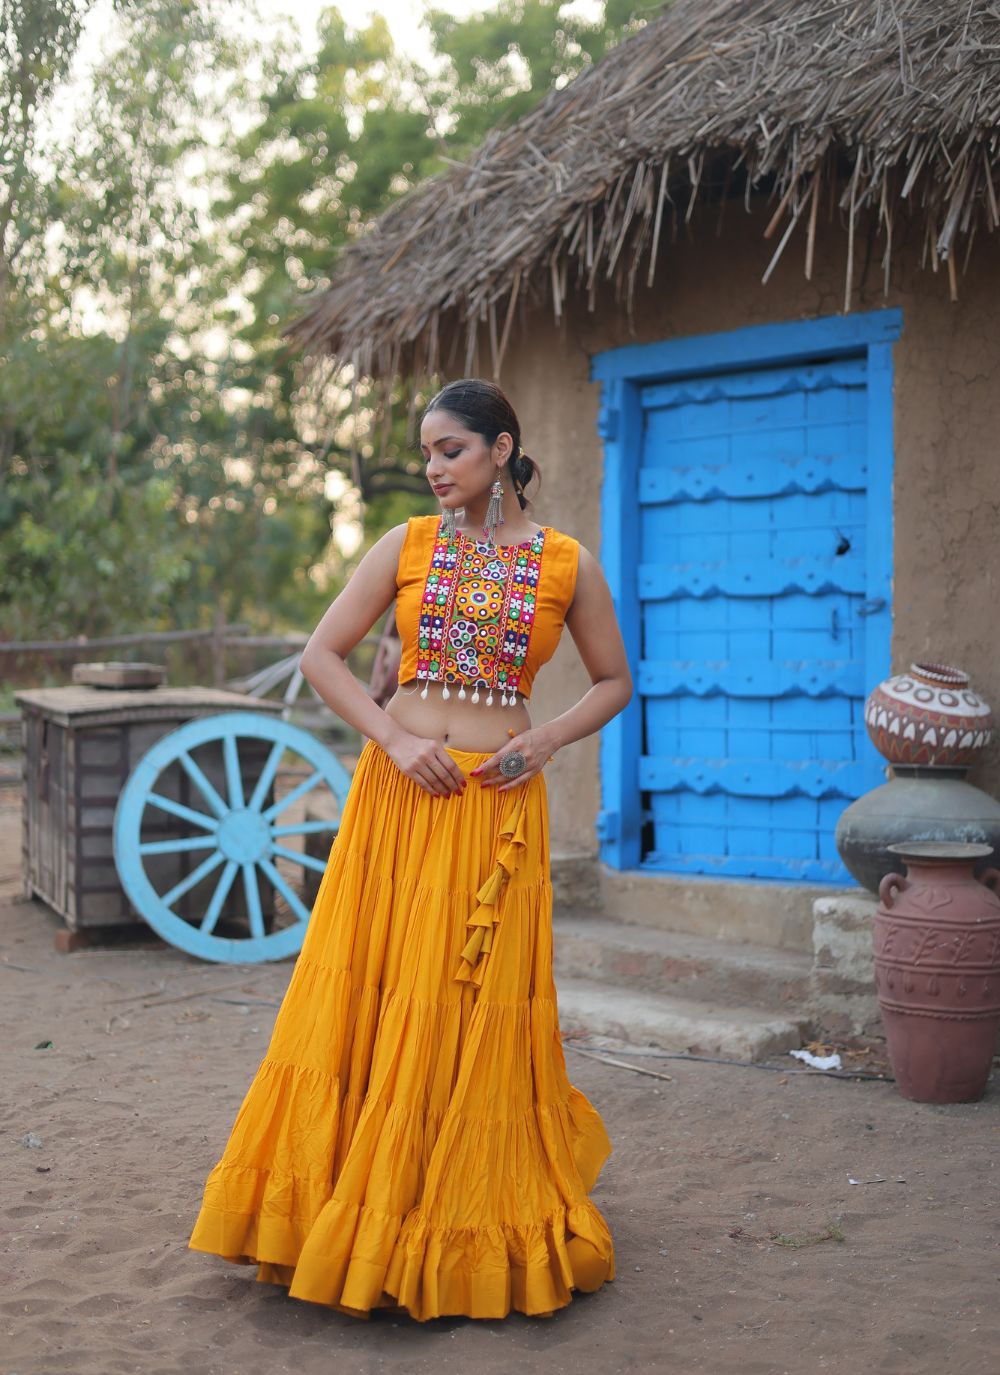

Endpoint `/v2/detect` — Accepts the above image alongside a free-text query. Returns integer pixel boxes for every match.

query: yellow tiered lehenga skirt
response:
[187,738,615,1320]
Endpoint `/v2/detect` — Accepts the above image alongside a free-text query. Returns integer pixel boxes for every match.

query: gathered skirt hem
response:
[187,1075,613,1320]
[191,1188,614,1322]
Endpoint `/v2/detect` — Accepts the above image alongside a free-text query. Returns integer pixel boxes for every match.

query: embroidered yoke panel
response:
[395,515,580,702]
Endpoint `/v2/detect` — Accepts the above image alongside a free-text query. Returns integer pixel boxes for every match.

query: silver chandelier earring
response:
[482,475,505,548]
[440,504,458,540]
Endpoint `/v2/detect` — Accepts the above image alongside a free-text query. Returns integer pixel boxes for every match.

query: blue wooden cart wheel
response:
[113,712,352,963]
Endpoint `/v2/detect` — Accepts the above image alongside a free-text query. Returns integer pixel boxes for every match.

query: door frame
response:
[591,307,904,873]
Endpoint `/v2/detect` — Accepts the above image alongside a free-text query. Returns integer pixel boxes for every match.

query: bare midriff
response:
[384,678,532,752]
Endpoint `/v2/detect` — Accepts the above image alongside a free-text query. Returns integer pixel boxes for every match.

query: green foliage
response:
[214,0,644,537]
[0,0,341,641]
[0,0,644,647]
[425,0,646,151]
[3,456,187,639]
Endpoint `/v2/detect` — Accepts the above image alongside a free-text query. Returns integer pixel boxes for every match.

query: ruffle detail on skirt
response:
[187,1055,347,1267]
[384,1199,614,1319]
[267,1086,613,1321]
[189,1057,613,1320]
[278,1196,614,1321]
[454,786,529,987]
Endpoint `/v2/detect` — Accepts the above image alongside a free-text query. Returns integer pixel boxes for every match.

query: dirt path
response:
[1,793,997,1375]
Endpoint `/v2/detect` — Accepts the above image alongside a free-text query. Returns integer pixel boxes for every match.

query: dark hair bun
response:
[507,451,540,510]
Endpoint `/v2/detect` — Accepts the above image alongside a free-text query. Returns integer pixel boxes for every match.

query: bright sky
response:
[70,0,604,76]
[252,0,476,60]
[51,0,607,147]
[70,0,494,77]
[244,0,602,58]
[44,0,488,135]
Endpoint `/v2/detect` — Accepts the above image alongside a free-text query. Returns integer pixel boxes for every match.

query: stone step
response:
[595,866,827,954]
[554,976,809,1061]
[552,910,813,1011]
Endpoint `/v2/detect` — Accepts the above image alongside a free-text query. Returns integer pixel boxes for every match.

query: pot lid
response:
[886,841,994,862]
[908,661,970,687]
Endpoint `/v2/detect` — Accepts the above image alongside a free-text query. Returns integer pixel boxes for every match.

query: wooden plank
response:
[593,375,644,869]
[640,852,848,882]
[592,307,904,382]
[640,754,865,799]
[639,359,866,408]
[863,339,897,790]
[638,658,865,698]
[13,687,283,728]
[639,453,867,504]
[638,554,866,599]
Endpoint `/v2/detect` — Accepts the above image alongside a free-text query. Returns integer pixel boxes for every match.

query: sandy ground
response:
[2,787,999,1375]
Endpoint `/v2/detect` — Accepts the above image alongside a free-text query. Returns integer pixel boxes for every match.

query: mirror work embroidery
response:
[416,522,547,702]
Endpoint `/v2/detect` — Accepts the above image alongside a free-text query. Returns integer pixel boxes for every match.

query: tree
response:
[213,1,647,542]
[1,2,646,643]
[426,0,648,154]
[1,0,107,476]
[0,1,340,639]
[0,0,187,640]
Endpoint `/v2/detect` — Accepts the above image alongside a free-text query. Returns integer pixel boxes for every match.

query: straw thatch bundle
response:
[283,0,1000,380]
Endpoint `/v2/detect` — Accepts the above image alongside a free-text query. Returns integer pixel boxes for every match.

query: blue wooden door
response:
[637,354,876,881]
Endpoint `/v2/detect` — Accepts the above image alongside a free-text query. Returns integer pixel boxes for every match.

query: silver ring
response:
[499,750,527,778]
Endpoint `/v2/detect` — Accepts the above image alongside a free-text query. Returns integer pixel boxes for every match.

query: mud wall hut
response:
[285,0,1000,932]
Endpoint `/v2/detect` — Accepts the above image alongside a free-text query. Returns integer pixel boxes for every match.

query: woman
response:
[188,378,633,1322]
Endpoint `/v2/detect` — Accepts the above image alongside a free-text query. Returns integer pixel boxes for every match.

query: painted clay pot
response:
[865,662,992,767]
[874,842,1000,1103]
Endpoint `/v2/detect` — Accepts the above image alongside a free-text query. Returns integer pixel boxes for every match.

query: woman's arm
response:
[474,544,633,790]
[299,524,466,796]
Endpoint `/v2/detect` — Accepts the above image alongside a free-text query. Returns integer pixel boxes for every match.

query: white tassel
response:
[420,681,428,700]
[458,684,466,700]
[486,688,494,706]
[471,684,480,703]
[441,684,450,700]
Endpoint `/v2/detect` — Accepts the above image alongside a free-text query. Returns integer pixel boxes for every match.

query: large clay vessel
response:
[874,842,1000,1103]
[835,765,1000,893]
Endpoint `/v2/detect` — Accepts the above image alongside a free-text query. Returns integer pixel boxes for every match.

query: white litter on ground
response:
[789,1048,843,1071]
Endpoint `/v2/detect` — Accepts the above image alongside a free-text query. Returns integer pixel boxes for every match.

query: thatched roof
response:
[283,0,1000,380]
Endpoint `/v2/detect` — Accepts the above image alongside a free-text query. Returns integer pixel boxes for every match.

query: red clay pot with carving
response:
[875,842,1000,1103]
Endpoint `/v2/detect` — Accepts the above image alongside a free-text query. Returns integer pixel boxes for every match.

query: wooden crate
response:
[15,686,282,932]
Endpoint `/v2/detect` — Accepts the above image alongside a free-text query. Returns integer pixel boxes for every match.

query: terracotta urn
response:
[874,842,1000,1103]
[865,662,992,767]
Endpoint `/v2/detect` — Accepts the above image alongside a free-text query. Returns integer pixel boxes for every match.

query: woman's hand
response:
[471,726,559,792]
[383,726,468,797]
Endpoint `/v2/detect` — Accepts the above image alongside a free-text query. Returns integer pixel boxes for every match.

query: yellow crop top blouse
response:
[394,514,580,706]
